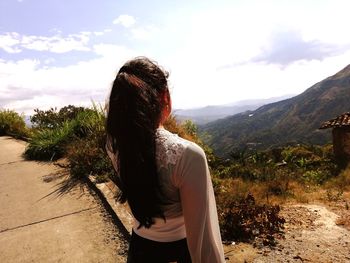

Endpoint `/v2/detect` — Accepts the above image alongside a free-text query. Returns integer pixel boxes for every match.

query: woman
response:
[105,57,225,263]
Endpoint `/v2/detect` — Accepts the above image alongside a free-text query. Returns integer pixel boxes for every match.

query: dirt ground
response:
[0,136,128,262]
[224,200,350,263]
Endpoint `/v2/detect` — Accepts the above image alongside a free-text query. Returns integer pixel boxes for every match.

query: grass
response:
[25,120,75,160]
[25,102,106,162]
[65,103,110,181]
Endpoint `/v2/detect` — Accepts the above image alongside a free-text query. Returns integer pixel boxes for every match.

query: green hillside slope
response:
[201,64,350,156]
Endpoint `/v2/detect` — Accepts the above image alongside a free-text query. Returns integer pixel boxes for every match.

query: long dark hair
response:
[106,57,169,228]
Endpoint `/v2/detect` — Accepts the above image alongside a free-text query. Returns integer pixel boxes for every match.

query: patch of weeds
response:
[218,193,285,246]
[325,189,343,202]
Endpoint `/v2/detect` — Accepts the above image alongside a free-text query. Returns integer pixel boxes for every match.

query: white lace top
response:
[106,128,225,263]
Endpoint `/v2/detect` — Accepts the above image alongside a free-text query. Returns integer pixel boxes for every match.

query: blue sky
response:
[1,0,350,115]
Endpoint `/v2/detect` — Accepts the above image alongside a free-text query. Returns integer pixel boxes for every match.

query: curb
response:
[85,175,133,241]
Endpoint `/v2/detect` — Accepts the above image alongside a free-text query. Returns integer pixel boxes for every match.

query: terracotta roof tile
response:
[320,112,350,129]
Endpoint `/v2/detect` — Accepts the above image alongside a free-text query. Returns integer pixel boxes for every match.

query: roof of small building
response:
[320,112,350,129]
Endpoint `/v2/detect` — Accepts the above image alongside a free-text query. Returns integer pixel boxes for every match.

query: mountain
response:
[174,95,294,124]
[200,64,350,156]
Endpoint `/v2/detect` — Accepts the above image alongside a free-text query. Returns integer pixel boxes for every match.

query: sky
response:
[1,0,350,115]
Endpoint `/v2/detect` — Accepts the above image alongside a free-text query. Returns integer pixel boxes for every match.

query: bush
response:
[72,106,105,137]
[25,121,75,160]
[25,103,105,161]
[30,105,88,129]
[218,193,285,246]
[65,103,110,181]
[302,170,327,184]
[0,109,29,139]
[326,165,350,191]
[66,136,112,181]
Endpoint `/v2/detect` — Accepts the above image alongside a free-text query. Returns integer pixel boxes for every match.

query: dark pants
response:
[127,231,192,263]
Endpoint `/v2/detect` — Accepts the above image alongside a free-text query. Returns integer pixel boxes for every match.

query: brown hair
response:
[106,57,169,228]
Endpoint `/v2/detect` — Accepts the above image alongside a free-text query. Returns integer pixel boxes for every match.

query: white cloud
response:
[2,46,22,54]
[167,51,350,109]
[0,32,91,54]
[0,32,22,53]
[244,30,349,67]
[3,1,350,113]
[154,1,350,109]
[112,14,158,41]
[93,29,112,36]
[113,15,136,28]
[131,25,159,40]
[94,31,104,36]
[0,44,138,115]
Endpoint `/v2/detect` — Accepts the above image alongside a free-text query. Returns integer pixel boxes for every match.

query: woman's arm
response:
[175,143,225,263]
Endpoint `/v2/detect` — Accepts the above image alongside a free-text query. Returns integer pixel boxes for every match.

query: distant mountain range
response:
[174,95,294,124]
[200,64,350,156]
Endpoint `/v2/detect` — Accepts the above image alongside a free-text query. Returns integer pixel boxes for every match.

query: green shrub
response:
[72,105,105,138]
[25,103,105,161]
[302,170,327,184]
[0,109,29,139]
[181,119,197,137]
[67,136,112,181]
[25,121,74,160]
[65,103,110,180]
[30,105,88,129]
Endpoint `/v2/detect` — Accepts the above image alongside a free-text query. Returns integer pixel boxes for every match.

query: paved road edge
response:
[86,176,132,241]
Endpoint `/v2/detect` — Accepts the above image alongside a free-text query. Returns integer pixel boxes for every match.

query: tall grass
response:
[25,121,75,160]
[0,109,30,139]
[25,102,106,161]
[65,103,110,181]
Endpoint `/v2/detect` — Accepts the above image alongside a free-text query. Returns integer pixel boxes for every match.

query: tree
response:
[181,119,197,137]
[30,105,88,129]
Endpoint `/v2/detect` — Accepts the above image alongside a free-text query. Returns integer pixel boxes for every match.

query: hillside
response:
[201,64,350,156]
[174,95,293,124]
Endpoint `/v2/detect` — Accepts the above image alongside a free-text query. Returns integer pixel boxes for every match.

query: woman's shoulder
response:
[156,128,204,151]
[155,128,205,166]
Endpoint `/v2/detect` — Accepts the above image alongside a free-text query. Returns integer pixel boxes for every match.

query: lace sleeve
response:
[155,128,190,172]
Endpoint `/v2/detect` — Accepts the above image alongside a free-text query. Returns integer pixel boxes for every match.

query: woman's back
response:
[106,57,225,262]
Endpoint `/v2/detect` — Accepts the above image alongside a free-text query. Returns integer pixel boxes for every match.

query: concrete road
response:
[0,136,127,262]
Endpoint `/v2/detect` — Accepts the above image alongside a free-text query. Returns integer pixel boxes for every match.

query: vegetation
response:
[0,109,30,139]
[3,104,349,246]
[25,105,101,160]
[30,105,90,129]
[218,193,285,246]
[208,142,344,243]
[25,121,75,160]
[65,104,110,182]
